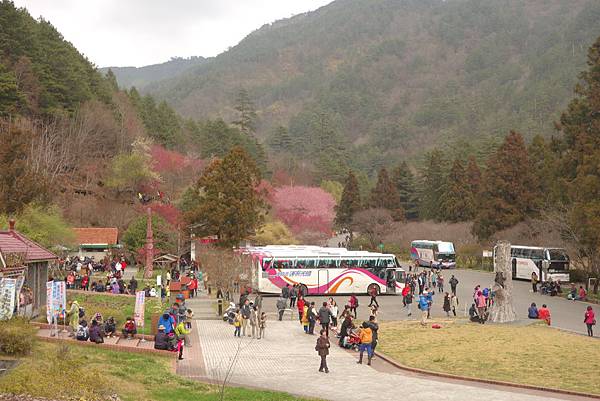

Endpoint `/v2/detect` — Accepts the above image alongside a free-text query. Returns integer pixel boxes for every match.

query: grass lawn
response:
[38,292,163,335]
[0,341,313,401]
[378,320,600,395]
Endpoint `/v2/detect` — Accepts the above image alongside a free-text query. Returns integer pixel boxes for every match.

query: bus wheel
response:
[367,283,380,296]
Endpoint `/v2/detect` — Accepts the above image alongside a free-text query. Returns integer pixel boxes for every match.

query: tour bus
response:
[410,240,456,268]
[241,245,406,295]
[494,245,570,282]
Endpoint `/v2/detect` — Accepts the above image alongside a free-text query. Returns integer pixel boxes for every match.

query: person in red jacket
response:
[297,296,305,322]
[584,306,595,337]
[188,276,198,298]
[538,304,551,325]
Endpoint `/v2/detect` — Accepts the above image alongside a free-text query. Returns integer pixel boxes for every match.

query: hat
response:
[177,294,184,299]
[158,325,165,330]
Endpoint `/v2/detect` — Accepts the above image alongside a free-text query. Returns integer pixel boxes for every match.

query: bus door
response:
[318,269,329,293]
[385,269,397,293]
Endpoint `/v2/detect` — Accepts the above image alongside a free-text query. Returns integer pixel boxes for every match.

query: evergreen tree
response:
[465,156,482,196]
[335,170,362,229]
[441,159,473,222]
[369,167,404,221]
[528,135,558,205]
[106,69,119,91]
[418,149,446,221]
[473,131,537,239]
[233,88,257,136]
[268,126,292,152]
[0,124,46,214]
[185,147,265,247]
[392,161,418,220]
[556,36,600,287]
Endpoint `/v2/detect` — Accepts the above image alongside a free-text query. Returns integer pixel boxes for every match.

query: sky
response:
[13,0,334,68]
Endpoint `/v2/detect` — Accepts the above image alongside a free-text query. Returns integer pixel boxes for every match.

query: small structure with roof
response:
[0,219,57,317]
[72,227,119,260]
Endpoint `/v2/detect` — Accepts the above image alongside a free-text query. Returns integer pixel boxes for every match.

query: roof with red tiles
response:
[73,228,118,245]
[0,230,57,263]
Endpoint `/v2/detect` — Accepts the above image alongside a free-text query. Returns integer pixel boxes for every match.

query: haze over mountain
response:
[107,0,600,172]
[100,56,209,90]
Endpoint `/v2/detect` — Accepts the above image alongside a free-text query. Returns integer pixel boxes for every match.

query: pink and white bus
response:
[242,245,406,295]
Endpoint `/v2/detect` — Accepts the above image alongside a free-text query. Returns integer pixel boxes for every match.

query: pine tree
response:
[233,88,257,136]
[0,124,46,214]
[184,147,265,247]
[441,159,472,222]
[556,36,600,288]
[473,131,537,239]
[268,126,292,152]
[392,161,418,220]
[335,170,362,229]
[465,156,482,196]
[418,149,446,221]
[528,135,558,205]
[369,168,404,221]
[106,69,119,91]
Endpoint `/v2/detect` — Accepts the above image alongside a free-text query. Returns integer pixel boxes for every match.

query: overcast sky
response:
[13,0,334,68]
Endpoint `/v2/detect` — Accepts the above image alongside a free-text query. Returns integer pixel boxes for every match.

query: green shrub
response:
[0,317,37,356]
[569,269,590,284]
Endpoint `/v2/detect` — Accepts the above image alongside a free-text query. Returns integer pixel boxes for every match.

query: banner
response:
[46,281,66,324]
[0,278,17,321]
[134,290,145,328]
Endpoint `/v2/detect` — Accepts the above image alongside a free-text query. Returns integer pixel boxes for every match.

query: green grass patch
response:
[378,320,600,395]
[38,292,163,334]
[0,341,314,401]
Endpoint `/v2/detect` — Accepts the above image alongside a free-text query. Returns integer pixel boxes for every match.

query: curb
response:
[30,322,154,341]
[67,289,135,298]
[37,334,175,358]
[374,351,600,399]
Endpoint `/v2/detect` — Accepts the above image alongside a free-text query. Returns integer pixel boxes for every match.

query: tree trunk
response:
[488,241,517,323]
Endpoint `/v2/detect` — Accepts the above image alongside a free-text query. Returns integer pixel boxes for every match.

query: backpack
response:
[78,306,85,318]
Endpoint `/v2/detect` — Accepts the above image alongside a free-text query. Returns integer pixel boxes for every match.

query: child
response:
[104,316,116,337]
[450,294,459,317]
[122,317,137,339]
[233,310,241,337]
[370,305,378,317]
[185,309,194,330]
[301,304,309,333]
[258,312,267,339]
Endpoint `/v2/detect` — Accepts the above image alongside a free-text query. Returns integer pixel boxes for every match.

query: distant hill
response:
[144,0,600,173]
[100,56,208,90]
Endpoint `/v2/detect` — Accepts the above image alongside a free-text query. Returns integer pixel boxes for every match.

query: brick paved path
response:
[181,319,571,401]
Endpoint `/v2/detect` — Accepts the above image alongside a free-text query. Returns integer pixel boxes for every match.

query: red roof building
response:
[73,228,119,245]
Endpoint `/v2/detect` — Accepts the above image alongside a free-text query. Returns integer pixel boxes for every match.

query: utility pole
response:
[144,207,154,278]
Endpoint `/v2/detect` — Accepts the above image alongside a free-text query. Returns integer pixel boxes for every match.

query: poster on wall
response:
[46,281,66,324]
[134,290,145,328]
[0,278,17,321]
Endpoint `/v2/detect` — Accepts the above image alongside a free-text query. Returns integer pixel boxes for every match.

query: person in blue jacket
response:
[419,289,433,325]
[528,302,539,319]
[158,311,176,334]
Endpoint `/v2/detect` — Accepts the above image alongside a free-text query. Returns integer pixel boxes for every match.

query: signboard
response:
[134,290,145,328]
[0,278,17,320]
[482,250,493,258]
[156,275,162,287]
[46,281,66,324]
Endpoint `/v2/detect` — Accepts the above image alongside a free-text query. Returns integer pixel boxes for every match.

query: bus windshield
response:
[548,249,569,261]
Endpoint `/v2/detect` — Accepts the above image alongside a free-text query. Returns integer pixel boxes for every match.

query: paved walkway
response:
[182,319,573,401]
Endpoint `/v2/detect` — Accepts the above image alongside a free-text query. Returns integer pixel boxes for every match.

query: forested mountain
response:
[145,0,600,176]
[100,56,208,90]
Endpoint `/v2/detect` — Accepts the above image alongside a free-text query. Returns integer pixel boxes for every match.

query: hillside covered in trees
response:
[100,56,208,91]
[138,0,600,178]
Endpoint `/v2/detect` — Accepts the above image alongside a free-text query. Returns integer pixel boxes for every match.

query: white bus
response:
[241,245,406,295]
[493,245,570,282]
[410,240,456,269]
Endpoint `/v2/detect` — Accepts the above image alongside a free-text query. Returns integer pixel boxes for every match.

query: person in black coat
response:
[154,325,170,350]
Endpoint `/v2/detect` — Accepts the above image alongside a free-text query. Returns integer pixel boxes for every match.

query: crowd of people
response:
[154,294,193,360]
